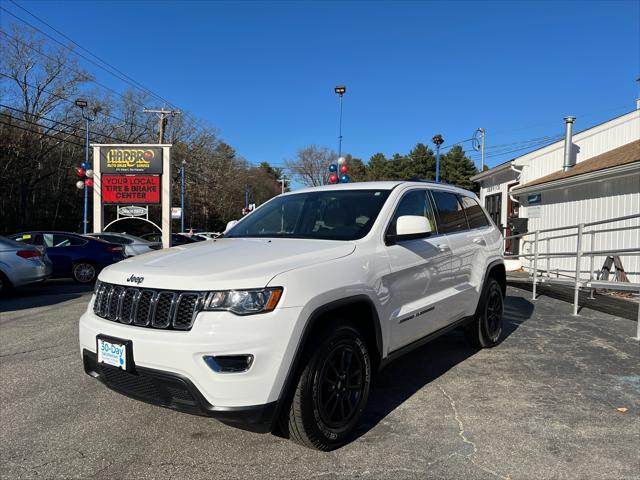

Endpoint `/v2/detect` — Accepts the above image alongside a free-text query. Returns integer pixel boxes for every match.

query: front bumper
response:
[79,298,303,424]
[82,349,276,432]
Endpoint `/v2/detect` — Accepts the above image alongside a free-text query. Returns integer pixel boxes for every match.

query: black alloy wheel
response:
[286,322,371,451]
[465,277,504,348]
[317,344,365,429]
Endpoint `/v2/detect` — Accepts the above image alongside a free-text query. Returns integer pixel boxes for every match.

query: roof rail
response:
[406,177,440,184]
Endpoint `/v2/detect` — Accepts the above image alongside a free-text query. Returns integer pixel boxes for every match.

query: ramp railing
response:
[503,213,640,339]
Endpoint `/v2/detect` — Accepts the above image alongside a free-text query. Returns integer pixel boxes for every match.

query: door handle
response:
[472,237,486,246]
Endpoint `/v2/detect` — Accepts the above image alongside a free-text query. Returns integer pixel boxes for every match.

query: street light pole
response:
[334,85,346,158]
[83,115,89,234]
[432,134,444,183]
[75,99,100,234]
[180,160,186,233]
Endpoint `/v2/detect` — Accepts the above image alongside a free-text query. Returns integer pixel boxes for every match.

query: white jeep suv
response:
[80,181,505,451]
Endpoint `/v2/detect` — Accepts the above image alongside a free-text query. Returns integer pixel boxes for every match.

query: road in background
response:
[1,284,638,479]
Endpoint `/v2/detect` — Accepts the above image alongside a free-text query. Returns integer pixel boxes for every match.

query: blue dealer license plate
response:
[97,337,127,370]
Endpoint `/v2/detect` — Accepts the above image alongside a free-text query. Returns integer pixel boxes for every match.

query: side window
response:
[101,235,129,245]
[431,191,469,234]
[387,190,437,236]
[459,196,491,229]
[13,233,41,245]
[67,236,88,246]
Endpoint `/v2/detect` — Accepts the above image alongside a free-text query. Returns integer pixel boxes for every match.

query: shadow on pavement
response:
[355,294,534,440]
[0,279,93,313]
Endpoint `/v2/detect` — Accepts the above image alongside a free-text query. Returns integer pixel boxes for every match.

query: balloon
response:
[338,157,346,165]
[85,178,94,188]
[85,169,94,178]
[329,174,338,184]
[76,180,85,190]
[340,165,348,174]
[340,174,350,183]
[76,167,86,177]
[81,162,90,170]
[328,163,337,172]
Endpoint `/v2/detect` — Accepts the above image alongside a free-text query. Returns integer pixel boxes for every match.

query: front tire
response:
[465,278,504,348]
[287,322,371,451]
[72,261,96,284]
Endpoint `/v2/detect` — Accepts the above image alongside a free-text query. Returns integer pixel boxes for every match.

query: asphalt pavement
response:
[1,281,638,479]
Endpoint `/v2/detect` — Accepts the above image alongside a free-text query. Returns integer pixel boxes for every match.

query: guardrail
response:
[503,213,640,340]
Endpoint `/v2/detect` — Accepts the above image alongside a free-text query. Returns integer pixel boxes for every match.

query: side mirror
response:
[386,215,432,244]
[225,220,238,232]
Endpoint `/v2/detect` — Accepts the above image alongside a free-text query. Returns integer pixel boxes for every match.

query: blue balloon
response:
[81,162,90,170]
[328,163,338,172]
[340,174,350,183]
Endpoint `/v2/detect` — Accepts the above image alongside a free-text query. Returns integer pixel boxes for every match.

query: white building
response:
[471,103,640,282]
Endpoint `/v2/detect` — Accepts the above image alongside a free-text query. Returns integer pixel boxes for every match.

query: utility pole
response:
[143,108,181,144]
[279,177,287,195]
[473,128,486,171]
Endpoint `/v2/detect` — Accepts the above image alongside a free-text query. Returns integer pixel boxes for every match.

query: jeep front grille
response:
[93,282,204,331]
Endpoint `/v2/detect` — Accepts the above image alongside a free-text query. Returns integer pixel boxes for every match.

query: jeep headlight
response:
[203,287,283,315]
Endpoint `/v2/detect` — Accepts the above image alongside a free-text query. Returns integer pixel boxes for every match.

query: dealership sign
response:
[118,205,148,217]
[102,175,160,204]
[100,147,163,174]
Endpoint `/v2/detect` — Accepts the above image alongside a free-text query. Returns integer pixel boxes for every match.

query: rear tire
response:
[72,261,96,284]
[465,278,504,348]
[287,322,371,451]
[0,271,13,297]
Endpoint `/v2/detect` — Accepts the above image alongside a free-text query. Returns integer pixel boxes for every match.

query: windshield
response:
[225,189,391,240]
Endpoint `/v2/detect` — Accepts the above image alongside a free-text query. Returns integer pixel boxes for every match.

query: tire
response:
[287,322,371,451]
[72,261,97,284]
[0,271,13,297]
[465,278,504,348]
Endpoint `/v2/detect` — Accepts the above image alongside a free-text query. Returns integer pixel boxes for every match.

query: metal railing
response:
[503,213,640,339]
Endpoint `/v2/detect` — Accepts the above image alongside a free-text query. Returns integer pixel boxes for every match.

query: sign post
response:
[92,144,172,248]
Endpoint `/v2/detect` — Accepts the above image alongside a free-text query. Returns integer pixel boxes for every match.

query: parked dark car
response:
[9,231,125,283]
[140,232,201,247]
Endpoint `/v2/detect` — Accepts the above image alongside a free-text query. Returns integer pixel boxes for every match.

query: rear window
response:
[459,196,491,229]
[431,191,469,234]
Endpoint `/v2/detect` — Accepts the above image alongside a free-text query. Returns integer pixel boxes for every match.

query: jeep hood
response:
[98,238,356,290]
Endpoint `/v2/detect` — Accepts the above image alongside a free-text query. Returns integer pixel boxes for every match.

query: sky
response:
[1,0,639,173]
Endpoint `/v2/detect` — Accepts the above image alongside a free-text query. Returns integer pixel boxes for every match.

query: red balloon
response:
[76,167,86,177]
[85,178,94,188]
[340,165,348,174]
[329,174,338,184]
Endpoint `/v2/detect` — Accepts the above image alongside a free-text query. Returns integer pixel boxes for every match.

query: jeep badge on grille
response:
[126,274,144,284]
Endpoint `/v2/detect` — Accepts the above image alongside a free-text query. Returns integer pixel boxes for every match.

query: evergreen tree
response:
[440,146,478,190]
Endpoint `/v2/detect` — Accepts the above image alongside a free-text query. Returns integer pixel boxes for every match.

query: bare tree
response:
[285,145,336,187]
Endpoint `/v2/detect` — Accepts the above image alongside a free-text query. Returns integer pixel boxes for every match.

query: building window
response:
[485,193,501,228]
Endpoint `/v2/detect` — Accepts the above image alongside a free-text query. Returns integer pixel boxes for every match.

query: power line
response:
[0,30,149,111]
[2,2,207,136]
[0,118,85,148]
[1,111,94,144]
[0,3,173,109]
[0,103,128,143]
[0,71,152,132]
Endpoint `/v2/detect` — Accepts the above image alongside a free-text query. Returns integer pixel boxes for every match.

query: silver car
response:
[86,233,161,258]
[0,235,52,294]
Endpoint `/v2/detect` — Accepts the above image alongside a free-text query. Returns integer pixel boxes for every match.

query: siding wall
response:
[515,110,640,184]
[519,173,640,282]
[475,107,640,283]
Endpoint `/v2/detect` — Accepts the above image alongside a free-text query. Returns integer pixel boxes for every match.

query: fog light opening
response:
[203,354,254,373]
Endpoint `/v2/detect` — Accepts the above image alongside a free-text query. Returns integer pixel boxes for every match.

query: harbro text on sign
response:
[102,175,160,204]
[100,147,163,174]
